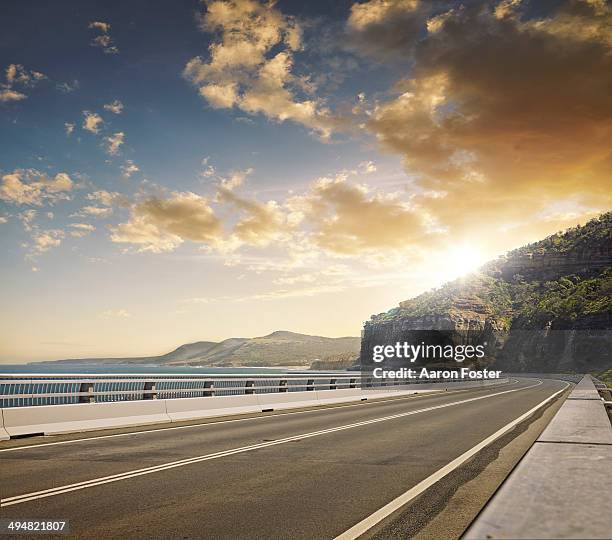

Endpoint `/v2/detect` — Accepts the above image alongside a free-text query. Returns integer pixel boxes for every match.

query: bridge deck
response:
[0,378,567,539]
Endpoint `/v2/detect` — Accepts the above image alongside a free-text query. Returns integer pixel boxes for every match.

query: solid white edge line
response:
[0,380,518,453]
[333,380,570,540]
[1,379,540,507]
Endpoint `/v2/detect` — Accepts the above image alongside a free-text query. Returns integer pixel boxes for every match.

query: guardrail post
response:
[245,380,255,395]
[330,378,337,390]
[306,379,315,391]
[349,378,356,389]
[78,382,95,403]
[279,380,288,393]
[203,381,215,397]
[143,381,157,399]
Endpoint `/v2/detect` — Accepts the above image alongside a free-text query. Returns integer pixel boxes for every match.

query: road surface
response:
[0,378,569,539]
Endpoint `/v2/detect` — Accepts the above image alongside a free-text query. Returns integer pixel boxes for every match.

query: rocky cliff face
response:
[361,213,612,373]
[485,246,612,282]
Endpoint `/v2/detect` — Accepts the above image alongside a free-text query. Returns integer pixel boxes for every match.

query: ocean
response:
[0,364,309,375]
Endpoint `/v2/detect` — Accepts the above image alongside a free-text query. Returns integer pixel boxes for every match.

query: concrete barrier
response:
[316,388,364,405]
[0,378,511,439]
[2,400,171,437]
[0,409,9,441]
[165,394,260,422]
[256,390,320,411]
[465,375,612,539]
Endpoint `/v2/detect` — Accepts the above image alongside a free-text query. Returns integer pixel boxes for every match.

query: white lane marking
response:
[1,379,542,507]
[334,380,570,540]
[0,380,518,453]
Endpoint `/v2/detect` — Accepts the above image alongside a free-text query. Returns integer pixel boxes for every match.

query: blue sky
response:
[1,0,609,361]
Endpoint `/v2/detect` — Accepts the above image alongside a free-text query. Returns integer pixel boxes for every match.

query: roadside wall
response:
[0,377,509,439]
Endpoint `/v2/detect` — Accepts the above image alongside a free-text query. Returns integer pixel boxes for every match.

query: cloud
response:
[86,190,123,206]
[56,80,79,93]
[200,157,216,178]
[100,309,131,319]
[347,0,433,59]
[110,192,223,253]
[1,64,46,102]
[219,168,252,191]
[288,174,430,255]
[74,206,113,218]
[183,0,338,138]
[5,64,46,87]
[110,173,289,253]
[69,223,96,238]
[30,229,64,254]
[103,132,124,155]
[121,160,139,178]
[19,209,37,231]
[82,111,103,133]
[103,100,124,114]
[89,21,111,33]
[217,186,286,247]
[0,169,73,206]
[350,0,612,241]
[358,160,377,174]
[88,21,119,54]
[70,190,124,218]
[0,88,27,102]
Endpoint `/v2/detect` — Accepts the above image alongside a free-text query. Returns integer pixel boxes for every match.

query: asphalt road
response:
[0,378,569,539]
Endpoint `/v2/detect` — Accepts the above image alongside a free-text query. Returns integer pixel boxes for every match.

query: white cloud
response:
[89,21,111,33]
[69,223,96,238]
[286,173,430,255]
[219,168,252,191]
[358,160,377,174]
[104,132,124,155]
[71,190,123,219]
[200,157,216,178]
[103,100,124,114]
[31,229,64,254]
[110,192,222,253]
[0,88,27,102]
[5,64,46,87]
[183,0,337,138]
[56,80,79,93]
[18,209,37,231]
[82,111,103,133]
[100,309,131,319]
[0,170,73,206]
[1,64,46,102]
[88,21,119,54]
[76,206,113,218]
[86,190,122,206]
[121,160,139,178]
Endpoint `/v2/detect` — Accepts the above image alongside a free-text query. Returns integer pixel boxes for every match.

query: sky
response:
[1,0,610,363]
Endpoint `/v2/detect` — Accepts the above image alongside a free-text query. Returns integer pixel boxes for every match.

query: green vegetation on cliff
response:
[367,212,612,373]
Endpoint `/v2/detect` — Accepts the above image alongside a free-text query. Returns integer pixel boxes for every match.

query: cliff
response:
[362,212,612,373]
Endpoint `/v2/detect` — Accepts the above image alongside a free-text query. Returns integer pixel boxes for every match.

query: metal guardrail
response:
[0,373,448,408]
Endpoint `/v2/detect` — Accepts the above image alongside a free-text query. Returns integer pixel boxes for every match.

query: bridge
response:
[0,373,610,539]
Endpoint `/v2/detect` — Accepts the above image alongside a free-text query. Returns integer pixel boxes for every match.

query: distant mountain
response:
[362,212,612,373]
[40,331,361,368]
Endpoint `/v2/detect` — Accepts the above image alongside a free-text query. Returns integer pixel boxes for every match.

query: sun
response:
[435,245,487,282]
